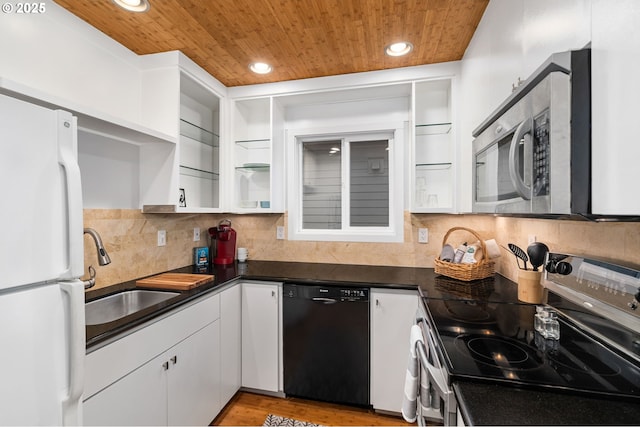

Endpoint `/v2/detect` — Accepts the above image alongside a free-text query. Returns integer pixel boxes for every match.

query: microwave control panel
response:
[533,110,551,196]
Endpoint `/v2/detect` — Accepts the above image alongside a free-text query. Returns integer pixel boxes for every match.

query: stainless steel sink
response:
[85,289,180,325]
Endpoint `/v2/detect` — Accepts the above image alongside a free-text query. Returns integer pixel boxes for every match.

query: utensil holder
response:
[517,270,544,303]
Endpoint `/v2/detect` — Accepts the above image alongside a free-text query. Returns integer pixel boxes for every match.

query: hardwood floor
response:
[211,391,415,426]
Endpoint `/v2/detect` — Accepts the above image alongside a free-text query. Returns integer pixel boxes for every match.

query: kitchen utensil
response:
[136,273,214,290]
[527,242,549,271]
[508,243,529,270]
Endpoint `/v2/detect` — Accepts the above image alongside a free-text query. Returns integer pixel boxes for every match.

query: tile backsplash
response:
[494,216,640,282]
[83,209,640,290]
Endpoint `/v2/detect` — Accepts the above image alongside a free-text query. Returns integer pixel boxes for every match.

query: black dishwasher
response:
[283,283,370,407]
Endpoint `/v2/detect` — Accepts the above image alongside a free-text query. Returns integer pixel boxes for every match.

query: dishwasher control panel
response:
[340,288,367,300]
[283,283,369,301]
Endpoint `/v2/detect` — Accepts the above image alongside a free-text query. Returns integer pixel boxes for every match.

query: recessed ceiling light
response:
[249,62,273,74]
[385,42,413,57]
[112,0,150,12]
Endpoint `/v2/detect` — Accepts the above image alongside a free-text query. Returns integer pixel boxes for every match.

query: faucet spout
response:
[83,228,111,266]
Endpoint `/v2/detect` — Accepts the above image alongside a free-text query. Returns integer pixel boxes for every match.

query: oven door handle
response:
[508,117,533,200]
[417,336,458,426]
[417,335,449,397]
[417,317,442,370]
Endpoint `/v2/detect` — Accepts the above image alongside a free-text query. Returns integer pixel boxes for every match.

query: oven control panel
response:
[545,253,640,320]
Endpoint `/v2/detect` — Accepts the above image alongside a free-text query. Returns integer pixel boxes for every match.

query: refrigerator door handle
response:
[57,112,84,280]
[60,280,85,426]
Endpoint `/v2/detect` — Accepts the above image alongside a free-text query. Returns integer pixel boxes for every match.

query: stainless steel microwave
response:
[472,48,591,216]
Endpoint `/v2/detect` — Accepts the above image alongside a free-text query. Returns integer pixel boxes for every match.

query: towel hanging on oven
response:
[402,324,431,423]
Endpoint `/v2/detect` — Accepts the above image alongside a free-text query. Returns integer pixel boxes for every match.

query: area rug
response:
[262,413,322,427]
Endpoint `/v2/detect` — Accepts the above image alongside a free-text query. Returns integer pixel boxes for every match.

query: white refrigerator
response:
[0,93,85,425]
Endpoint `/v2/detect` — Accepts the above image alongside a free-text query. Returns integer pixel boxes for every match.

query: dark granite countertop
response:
[85,260,640,425]
[85,260,435,348]
[454,381,640,426]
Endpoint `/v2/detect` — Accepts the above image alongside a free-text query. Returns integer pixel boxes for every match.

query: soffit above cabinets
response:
[54,0,488,87]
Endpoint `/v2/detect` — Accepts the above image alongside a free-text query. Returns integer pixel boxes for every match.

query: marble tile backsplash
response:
[83,209,640,290]
[494,216,640,283]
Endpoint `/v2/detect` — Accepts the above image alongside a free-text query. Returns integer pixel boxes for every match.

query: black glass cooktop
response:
[424,295,640,400]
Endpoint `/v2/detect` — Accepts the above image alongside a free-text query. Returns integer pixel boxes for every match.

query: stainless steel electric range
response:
[415,252,640,426]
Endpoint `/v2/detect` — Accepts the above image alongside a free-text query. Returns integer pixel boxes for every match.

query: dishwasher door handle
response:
[312,297,338,304]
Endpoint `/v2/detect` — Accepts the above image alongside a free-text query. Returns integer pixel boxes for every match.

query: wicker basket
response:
[434,276,495,298]
[434,227,495,281]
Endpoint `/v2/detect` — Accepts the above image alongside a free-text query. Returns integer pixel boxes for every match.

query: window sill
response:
[288,228,403,243]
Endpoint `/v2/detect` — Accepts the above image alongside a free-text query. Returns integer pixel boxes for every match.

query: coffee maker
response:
[213,219,236,265]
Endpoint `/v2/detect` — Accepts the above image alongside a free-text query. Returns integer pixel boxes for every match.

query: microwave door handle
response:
[508,117,533,200]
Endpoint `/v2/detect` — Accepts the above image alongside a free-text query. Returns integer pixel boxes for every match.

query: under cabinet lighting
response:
[112,0,150,12]
[249,62,273,74]
[385,42,413,57]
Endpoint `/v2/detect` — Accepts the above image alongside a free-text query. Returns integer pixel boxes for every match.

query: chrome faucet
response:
[83,228,111,289]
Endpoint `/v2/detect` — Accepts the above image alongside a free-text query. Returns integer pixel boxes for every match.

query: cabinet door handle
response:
[271,290,275,297]
[376,299,380,307]
[171,355,178,365]
[162,361,169,371]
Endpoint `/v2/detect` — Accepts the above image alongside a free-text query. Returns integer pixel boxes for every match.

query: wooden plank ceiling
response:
[54,0,488,87]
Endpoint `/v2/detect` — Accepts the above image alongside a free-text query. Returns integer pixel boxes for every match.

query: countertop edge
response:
[85,260,427,348]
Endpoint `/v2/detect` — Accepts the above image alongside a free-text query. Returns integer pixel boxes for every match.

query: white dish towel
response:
[401,324,430,423]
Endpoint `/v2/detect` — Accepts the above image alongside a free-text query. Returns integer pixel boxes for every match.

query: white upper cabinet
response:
[0,2,144,127]
[229,63,461,218]
[177,73,221,211]
[230,97,285,212]
[590,0,640,215]
[411,79,456,213]
[140,53,226,213]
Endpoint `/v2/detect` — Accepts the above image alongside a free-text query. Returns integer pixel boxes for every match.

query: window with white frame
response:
[288,126,404,242]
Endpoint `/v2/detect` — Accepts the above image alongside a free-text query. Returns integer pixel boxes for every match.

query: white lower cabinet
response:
[167,321,221,425]
[370,288,419,413]
[241,281,281,392]
[84,321,220,426]
[84,349,166,426]
[83,293,221,426]
[220,283,242,403]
